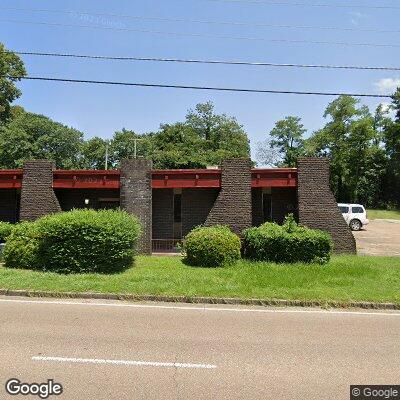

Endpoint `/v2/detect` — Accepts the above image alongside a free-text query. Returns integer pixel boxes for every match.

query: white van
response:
[338,203,369,231]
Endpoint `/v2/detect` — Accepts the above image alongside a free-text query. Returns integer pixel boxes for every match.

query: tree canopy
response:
[0,43,26,124]
[0,108,84,169]
[258,92,400,208]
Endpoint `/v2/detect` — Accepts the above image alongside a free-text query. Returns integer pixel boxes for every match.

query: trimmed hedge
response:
[0,222,13,243]
[3,222,41,269]
[3,209,141,274]
[243,215,333,264]
[183,225,241,268]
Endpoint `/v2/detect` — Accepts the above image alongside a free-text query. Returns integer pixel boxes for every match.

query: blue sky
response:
[1,0,399,158]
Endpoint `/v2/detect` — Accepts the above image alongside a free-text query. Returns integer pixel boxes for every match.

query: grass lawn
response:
[367,209,400,220]
[0,255,399,305]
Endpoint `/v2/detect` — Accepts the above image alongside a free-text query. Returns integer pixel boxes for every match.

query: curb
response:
[0,288,398,310]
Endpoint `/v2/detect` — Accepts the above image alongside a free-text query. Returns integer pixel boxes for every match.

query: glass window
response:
[352,206,364,214]
[174,194,182,223]
[339,206,349,213]
[263,193,272,222]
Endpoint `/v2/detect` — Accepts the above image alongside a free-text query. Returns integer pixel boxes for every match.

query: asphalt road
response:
[0,297,399,400]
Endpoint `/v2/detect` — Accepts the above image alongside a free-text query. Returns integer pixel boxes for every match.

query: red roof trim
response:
[0,169,23,189]
[0,167,298,189]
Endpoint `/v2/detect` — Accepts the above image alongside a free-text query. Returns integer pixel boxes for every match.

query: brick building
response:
[0,158,356,254]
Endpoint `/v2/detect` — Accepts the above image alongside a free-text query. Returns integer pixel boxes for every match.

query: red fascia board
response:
[252,168,297,188]
[53,170,120,189]
[0,169,23,189]
[152,169,221,188]
[0,167,298,190]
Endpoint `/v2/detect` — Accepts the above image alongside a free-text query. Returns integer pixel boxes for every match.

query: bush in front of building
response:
[3,210,141,273]
[3,222,41,269]
[183,225,241,267]
[242,214,333,264]
[36,209,141,274]
[0,222,13,243]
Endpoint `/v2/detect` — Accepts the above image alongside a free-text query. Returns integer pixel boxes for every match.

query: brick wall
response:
[152,189,174,239]
[182,188,219,236]
[0,189,19,223]
[120,159,152,254]
[297,157,356,254]
[205,159,252,235]
[20,161,61,221]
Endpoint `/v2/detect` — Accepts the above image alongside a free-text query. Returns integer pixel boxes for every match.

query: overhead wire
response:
[13,51,400,71]
[5,75,392,98]
[1,19,399,48]
[0,6,398,33]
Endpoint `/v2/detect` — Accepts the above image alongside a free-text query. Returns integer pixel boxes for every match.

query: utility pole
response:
[133,138,144,159]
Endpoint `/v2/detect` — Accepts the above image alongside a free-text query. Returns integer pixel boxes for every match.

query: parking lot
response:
[353,219,400,256]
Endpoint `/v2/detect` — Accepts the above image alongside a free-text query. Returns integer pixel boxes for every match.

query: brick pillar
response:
[20,160,61,221]
[205,158,252,235]
[120,159,152,254]
[297,157,356,254]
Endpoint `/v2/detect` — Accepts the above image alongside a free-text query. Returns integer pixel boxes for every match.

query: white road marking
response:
[32,356,217,369]
[0,297,399,317]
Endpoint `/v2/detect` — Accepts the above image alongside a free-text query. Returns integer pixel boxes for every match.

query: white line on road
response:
[32,356,217,369]
[0,297,399,317]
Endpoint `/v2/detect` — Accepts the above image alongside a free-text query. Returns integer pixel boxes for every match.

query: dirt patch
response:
[353,219,400,256]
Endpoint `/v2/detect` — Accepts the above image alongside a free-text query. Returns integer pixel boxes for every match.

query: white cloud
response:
[348,11,367,26]
[375,78,400,94]
[378,102,395,118]
[380,102,391,113]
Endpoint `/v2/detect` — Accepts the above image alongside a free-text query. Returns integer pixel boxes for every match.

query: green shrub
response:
[3,222,41,269]
[0,222,13,242]
[243,215,333,264]
[36,209,141,273]
[183,225,241,267]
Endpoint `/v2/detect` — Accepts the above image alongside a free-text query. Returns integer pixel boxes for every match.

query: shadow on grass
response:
[1,258,138,276]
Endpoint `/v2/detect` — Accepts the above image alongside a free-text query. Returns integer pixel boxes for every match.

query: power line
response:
[0,6,398,33]
[206,0,400,10]
[7,75,392,98]
[2,19,399,48]
[14,51,400,72]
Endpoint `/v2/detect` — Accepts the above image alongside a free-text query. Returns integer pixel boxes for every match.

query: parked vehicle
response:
[338,203,369,231]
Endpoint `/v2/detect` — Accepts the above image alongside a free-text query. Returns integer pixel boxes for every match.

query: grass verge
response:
[0,255,399,305]
[367,209,400,220]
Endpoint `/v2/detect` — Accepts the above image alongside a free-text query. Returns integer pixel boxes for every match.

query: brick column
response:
[20,160,61,221]
[205,158,252,235]
[120,159,152,254]
[297,157,356,254]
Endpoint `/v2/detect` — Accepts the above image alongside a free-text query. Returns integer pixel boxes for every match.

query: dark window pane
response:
[352,207,364,214]
[174,194,182,223]
[339,206,349,213]
[263,193,272,222]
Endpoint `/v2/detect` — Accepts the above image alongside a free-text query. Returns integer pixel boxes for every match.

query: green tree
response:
[109,129,152,167]
[308,96,366,201]
[151,123,205,169]
[381,88,400,207]
[269,116,306,167]
[0,43,26,124]
[0,109,84,169]
[81,137,108,169]
[184,101,250,165]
